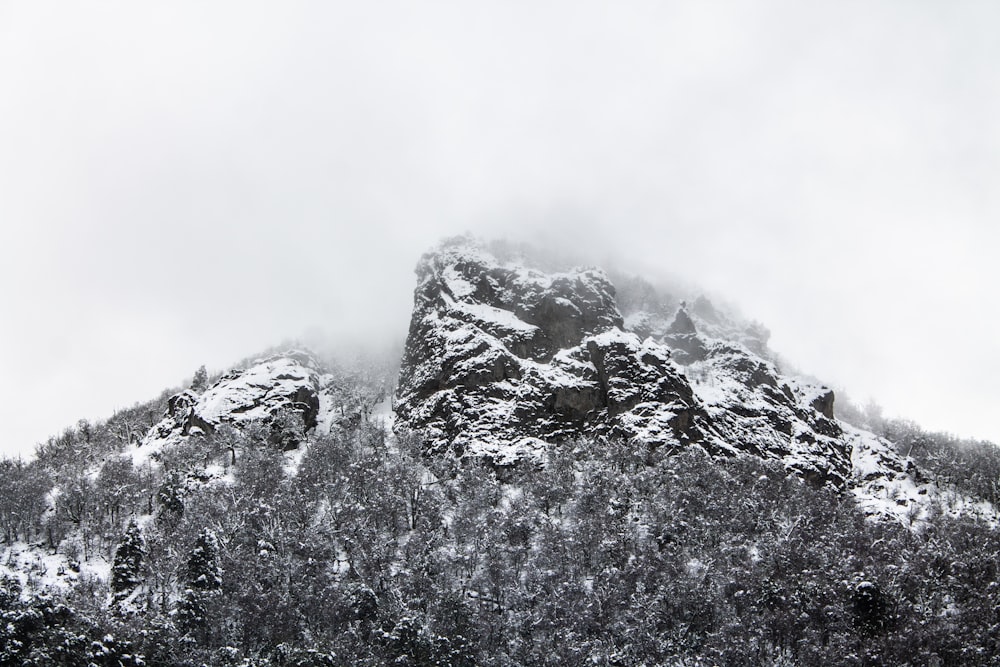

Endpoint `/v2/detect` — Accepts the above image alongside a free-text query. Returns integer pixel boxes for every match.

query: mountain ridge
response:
[390,238,990,525]
[1,238,998,665]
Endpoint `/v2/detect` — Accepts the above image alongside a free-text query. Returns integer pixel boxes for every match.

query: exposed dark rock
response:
[810,389,836,420]
[662,305,708,364]
[394,240,931,506]
[667,303,697,335]
[395,243,715,465]
[167,391,199,419]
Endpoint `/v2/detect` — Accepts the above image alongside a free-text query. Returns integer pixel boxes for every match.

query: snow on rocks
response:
[138,351,327,458]
[394,240,715,466]
[625,275,998,524]
[845,425,998,525]
[393,239,994,526]
[684,342,850,488]
[195,355,321,427]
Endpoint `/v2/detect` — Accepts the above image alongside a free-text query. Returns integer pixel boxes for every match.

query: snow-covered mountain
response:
[393,238,994,523]
[108,238,996,527]
[3,237,998,665]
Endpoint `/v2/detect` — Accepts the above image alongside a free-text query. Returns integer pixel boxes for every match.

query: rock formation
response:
[391,239,962,524]
[662,303,708,364]
[144,351,323,451]
[394,242,716,465]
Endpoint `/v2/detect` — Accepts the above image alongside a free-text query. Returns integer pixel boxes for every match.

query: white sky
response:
[1,1,998,456]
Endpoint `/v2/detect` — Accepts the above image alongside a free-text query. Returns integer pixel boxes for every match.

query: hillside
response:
[0,239,997,666]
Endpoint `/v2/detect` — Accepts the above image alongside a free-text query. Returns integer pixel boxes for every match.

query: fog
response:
[1,1,999,456]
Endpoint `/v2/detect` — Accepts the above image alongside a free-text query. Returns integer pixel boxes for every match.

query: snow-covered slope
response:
[394,239,995,524]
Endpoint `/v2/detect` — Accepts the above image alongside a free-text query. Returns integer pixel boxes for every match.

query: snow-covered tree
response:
[178,528,222,637]
[155,470,186,525]
[191,365,209,392]
[110,520,145,604]
[187,528,222,592]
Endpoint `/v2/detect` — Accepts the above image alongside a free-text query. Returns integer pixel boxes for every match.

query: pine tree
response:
[110,520,145,604]
[155,471,186,525]
[178,528,222,637]
[187,528,222,591]
[176,589,208,637]
[191,365,208,392]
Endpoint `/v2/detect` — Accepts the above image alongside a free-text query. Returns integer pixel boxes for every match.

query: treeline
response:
[884,419,1000,507]
[0,389,172,557]
[2,416,999,665]
[837,398,1000,508]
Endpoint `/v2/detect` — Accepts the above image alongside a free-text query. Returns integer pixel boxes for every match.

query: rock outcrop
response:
[662,304,708,364]
[391,239,983,525]
[394,240,873,487]
[144,352,323,451]
[395,241,717,465]
[686,343,850,486]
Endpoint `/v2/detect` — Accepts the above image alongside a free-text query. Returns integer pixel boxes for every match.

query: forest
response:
[1,369,998,666]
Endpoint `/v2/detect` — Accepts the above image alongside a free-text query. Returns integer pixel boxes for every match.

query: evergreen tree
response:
[178,528,222,637]
[177,589,208,637]
[191,365,209,392]
[110,520,145,604]
[155,471,186,525]
[187,528,222,591]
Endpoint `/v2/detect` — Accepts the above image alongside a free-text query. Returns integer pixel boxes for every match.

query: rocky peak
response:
[395,240,714,465]
[409,241,623,361]
[663,303,708,364]
[667,302,697,335]
[394,239,952,523]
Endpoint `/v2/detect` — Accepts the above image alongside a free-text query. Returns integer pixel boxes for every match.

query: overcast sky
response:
[1,1,998,457]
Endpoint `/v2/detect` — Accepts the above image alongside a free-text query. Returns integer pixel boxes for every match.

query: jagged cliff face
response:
[393,240,929,510]
[394,242,717,465]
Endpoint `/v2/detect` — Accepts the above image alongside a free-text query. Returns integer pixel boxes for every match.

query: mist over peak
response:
[1,1,998,451]
[1,232,997,663]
